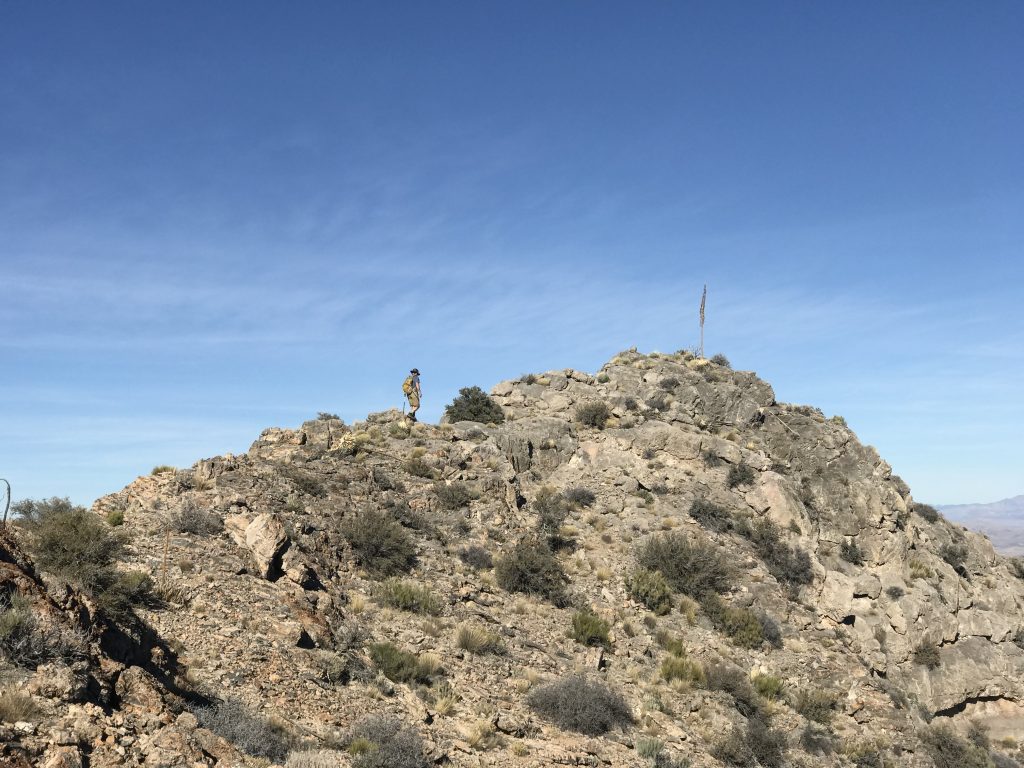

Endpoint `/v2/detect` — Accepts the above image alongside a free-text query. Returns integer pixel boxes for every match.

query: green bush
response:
[660,655,704,685]
[636,532,733,600]
[95,570,156,620]
[346,714,428,768]
[339,509,417,577]
[625,569,673,615]
[919,723,992,768]
[376,579,442,615]
[914,503,940,523]
[494,538,569,606]
[570,608,611,648]
[455,624,506,655]
[151,465,176,475]
[701,593,766,649]
[527,675,633,735]
[444,386,505,424]
[434,482,475,510]
[913,642,941,669]
[105,509,125,526]
[404,458,435,479]
[533,486,570,536]
[575,401,611,429]
[840,539,864,565]
[726,463,756,488]
[17,500,123,591]
[789,687,837,724]
[191,699,294,762]
[752,674,785,701]
[368,642,436,684]
[688,497,731,532]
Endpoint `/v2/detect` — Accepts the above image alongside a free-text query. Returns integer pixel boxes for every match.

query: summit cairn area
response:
[3,348,1024,767]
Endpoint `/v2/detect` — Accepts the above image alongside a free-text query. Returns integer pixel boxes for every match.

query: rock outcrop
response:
[2,348,1022,767]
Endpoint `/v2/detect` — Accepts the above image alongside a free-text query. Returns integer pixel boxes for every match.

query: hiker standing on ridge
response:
[403,368,422,422]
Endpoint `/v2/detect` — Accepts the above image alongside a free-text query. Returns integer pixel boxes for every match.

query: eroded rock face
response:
[8,349,1023,767]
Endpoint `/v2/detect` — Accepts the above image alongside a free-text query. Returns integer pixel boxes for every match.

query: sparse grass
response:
[527,675,634,735]
[625,569,673,615]
[752,674,785,701]
[434,482,475,510]
[575,401,611,429]
[346,714,428,768]
[0,687,39,723]
[151,465,176,475]
[376,579,442,615]
[455,624,506,655]
[570,608,611,648]
[688,497,731,532]
[369,642,438,684]
[191,699,294,762]
[635,531,733,600]
[339,508,417,577]
[726,463,756,488]
[913,642,941,669]
[444,386,505,424]
[494,538,569,607]
[909,559,933,580]
[660,655,704,686]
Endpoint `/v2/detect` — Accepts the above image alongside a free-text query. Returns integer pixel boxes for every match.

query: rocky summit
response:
[3,348,1024,768]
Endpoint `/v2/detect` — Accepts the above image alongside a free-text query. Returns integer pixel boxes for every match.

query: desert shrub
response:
[800,724,835,755]
[368,642,436,684]
[645,394,669,412]
[688,497,731,532]
[660,655,704,685]
[434,482,475,510]
[575,401,611,429]
[106,509,125,526]
[494,539,569,606]
[317,412,340,421]
[636,532,732,599]
[520,373,538,385]
[281,466,327,498]
[625,569,673,615]
[742,519,814,587]
[655,629,687,657]
[702,594,765,649]
[753,674,785,701]
[339,509,417,577]
[701,450,723,468]
[151,465,175,475]
[455,624,505,655]
[710,354,731,368]
[1009,558,1024,580]
[913,642,941,669]
[1013,629,1024,650]
[527,675,633,735]
[596,373,610,383]
[286,750,349,768]
[704,663,763,720]
[940,543,968,570]
[0,687,39,723]
[886,585,905,599]
[170,499,223,535]
[191,698,294,762]
[533,487,570,536]
[457,545,493,570]
[346,714,427,768]
[726,463,756,488]
[790,687,837,724]
[659,377,680,390]
[376,579,442,615]
[564,487,596,508]
[570,608,611,648]
[95,570,156,620]
[713,720,785,767]
[913,503,940,523]
[920,723,992,768]
[623,396,638,411]
[757,611,784,648]
[17,501,123,591]
[444,386,505,424]
[0,593,85,668]
[404,457,435,479]
[840,539,864,565]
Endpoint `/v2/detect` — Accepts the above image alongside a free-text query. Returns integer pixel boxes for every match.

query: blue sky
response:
[2,2,1022,506]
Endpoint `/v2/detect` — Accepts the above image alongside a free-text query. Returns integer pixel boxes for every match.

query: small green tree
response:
[444,387,505,424]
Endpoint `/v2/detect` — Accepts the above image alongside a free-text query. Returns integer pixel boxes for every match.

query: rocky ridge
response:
[2,348,1023,767]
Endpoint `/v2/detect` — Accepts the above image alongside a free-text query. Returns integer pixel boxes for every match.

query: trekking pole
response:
[1,479,9,526]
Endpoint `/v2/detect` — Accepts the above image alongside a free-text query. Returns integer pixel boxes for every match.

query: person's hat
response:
[411,368,420,374]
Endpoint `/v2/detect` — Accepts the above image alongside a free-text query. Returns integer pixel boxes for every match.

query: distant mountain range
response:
[940,495,1024,557]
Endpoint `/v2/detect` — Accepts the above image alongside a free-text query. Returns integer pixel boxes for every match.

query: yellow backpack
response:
[402,376,414,395]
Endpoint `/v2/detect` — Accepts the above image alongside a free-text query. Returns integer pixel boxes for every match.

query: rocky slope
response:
[3,348,1024,767]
